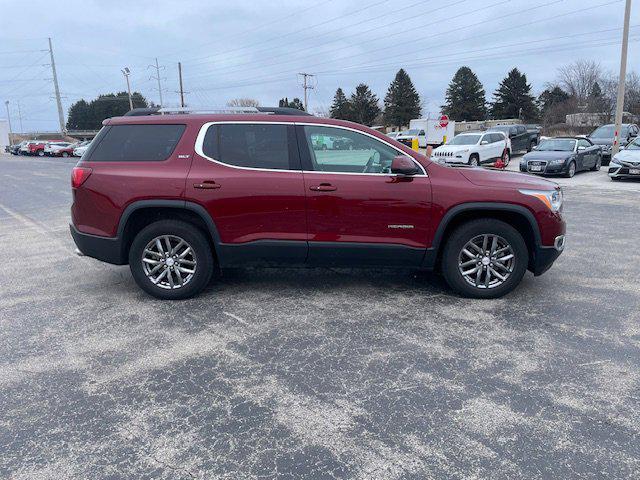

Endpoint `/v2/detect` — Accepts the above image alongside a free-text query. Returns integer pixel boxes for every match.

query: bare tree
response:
[226,98,260,107]
[557,60,603,103]
[600,70,640,119]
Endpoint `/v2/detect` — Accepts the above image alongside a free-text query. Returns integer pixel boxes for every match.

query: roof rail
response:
[122,106,312,117]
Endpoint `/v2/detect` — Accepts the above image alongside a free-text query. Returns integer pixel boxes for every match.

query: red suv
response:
[70,108,566,300]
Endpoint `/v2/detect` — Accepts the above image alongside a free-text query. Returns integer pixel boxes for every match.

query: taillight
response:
[71,167,92,188]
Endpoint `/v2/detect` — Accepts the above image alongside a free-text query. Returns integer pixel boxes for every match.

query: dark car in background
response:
[488,124,539,153]
[588,123,639,165]
[520,137,602,178]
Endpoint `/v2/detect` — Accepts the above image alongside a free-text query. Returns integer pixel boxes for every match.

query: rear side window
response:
[202,124,291,170]
[88,124,185,162]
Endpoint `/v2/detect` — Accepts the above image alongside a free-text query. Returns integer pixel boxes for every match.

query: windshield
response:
[536,139,576,151]
[448,134,481,145]
[591,125,629,138]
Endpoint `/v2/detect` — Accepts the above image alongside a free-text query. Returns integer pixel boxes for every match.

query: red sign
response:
[439,115,449,128]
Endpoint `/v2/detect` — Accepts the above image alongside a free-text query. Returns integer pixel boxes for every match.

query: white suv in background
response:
[432,131,510,166]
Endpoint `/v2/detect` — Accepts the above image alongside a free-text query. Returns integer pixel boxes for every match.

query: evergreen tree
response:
[330,88,351,120]
[441,66,487,121]
[538,86,570,114]
[383,69,421,128]
[278,97,305,111]
[587,81,607,112]
[66,99,92,130]
[66,92,148,130]
[490,68,539,121]
[349,83,380,126]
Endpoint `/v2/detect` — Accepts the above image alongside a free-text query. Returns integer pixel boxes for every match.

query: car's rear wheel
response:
[590,155,602,171]
[469,154,479,167]
[129,220,214,300]
[528,140,536,152]
[37,150,44,157]
[442,219,528,299]
[62,152,69,158]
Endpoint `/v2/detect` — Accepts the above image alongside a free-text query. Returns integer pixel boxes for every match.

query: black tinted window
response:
[203,124,290,170]
[88,124,185,162]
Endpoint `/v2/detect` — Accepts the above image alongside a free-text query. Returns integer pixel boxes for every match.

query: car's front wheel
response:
[129,220,214,300]
[564,161,576,178]
[469,154,479,167]
[441,219,528,299]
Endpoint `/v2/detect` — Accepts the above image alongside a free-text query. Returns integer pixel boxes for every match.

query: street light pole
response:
[612,0,632,156]
[4,100,13,144]
[122,67,134,111]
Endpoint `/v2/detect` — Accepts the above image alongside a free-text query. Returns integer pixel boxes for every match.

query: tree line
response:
[66,92,150,130]
[65,60,640,131]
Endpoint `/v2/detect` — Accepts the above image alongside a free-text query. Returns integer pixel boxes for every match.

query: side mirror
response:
[532,145,538,150]
[480,140,489,145]
[391,155,420,175]
[577,146,586,151]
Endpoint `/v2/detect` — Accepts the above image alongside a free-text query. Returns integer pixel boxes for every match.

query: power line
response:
[187,0,618,88]
[160,0,338,60]
[181,0,394,66]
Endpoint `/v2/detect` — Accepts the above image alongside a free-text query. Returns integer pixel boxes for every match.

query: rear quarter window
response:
[87,124,186,162]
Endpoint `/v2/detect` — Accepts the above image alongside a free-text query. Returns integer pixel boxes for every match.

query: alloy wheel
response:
[458,234,515,289]
[141,235,197,290]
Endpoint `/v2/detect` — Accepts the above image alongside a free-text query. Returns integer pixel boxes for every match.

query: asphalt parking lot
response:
[1,152,639,479]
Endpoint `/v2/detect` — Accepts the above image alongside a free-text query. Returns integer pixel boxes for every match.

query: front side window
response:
[202,124,291,170]
[303,125,407,174]
[577,139,591,149]
[88,124,185,162]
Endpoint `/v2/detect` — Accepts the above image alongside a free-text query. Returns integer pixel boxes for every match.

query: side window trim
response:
[195,121,302,172]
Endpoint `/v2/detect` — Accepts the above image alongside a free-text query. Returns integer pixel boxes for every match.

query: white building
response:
[0,119,9,151]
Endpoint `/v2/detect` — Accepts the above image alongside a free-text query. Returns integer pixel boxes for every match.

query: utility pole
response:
[612,0,632,156]
[298,72,315,111]
[17,100,23,133]
[4,101,13,143]
[148,58,165,107]
[122,67,134,111]
[178,62,185,107]
[48,37,66,134]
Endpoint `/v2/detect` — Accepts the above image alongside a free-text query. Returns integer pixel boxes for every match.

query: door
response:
[511,126,527,152]
[477,134,492,163]
[576,138,594,169]
[297,124,433,266]
[418,129,426,148]
[188,122,308,266]
[490,133,506,159]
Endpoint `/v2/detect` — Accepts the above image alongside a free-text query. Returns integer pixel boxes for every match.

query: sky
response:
[1,0,639,132]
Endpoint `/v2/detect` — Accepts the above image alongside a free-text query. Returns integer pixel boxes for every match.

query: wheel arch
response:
[118,200,221,263]
[428,203,540,271]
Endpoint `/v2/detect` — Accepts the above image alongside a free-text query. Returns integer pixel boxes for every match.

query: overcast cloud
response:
[1,0,638,131]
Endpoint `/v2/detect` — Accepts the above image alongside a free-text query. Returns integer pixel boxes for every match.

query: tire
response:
[62,152,69,158]
[528,141,536,152]
[441,219,528,299]
[469,154,479,167]
[503,149,511,166]
[128,220,214,300]
[590,155,601,171]
[564,161,576,178]
[37,150,45,157]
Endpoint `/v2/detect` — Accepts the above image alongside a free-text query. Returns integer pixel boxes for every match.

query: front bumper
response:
[531,234,565,276]
[608,161,640,179]
[520,161,567,175]
[70,224,127,265]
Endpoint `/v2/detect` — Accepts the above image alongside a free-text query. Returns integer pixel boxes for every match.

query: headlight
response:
[549,157,567,165]
[520,188,563,212]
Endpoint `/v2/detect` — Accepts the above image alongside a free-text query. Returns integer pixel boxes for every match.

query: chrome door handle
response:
[193,182,221,189]
[309,183,337,192]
